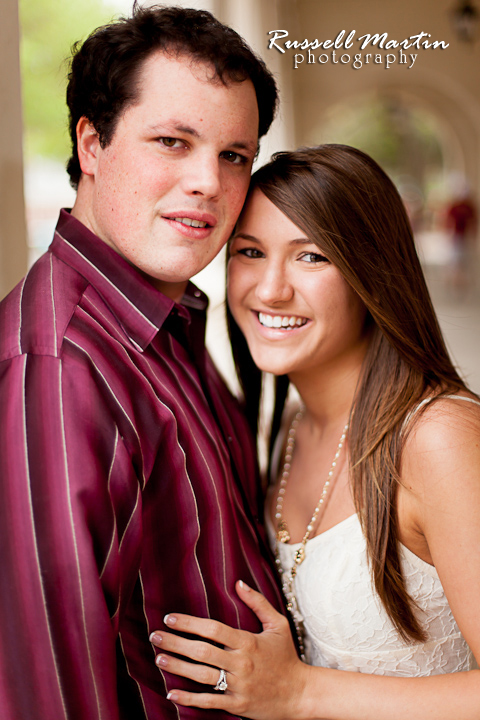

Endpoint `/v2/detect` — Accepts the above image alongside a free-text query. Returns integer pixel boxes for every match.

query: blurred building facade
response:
[2,0,480,297]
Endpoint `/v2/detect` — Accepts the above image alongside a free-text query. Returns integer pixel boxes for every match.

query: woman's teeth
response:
[258,312,307,329]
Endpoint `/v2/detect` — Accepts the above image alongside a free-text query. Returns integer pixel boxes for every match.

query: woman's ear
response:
[76,117,100,177]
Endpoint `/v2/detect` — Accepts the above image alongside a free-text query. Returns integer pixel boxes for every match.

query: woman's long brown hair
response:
[227,144,470,643]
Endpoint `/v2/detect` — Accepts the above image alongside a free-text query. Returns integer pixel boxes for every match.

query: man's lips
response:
[161,211,218,240]
[161,211,217,229]
[172,217,208,228]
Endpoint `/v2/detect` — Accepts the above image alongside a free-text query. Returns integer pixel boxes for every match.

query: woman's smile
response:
[256,311,310,330]
[228,189,368,378]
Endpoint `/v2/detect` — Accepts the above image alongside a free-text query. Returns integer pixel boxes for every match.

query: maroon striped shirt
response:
[0,210,285,720]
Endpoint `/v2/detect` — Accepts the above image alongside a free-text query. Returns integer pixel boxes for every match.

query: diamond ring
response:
[213,668,228,692]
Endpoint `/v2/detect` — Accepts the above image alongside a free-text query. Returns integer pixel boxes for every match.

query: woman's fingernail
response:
[156,654,168,667]
[239,580,251,591]
[164,614,177,626]
[167,691,178,702]
[149,632,162,644]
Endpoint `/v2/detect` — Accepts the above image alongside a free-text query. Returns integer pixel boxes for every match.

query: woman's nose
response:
[255,263,294,305]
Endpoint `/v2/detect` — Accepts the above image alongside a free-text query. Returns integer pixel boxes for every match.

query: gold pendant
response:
[294,546,305,565]
[276,521,291,543]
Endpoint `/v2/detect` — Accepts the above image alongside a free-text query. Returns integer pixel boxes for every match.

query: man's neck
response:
[141,275,188,303]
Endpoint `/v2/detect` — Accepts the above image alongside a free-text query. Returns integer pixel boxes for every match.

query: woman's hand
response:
[150,580,313,720]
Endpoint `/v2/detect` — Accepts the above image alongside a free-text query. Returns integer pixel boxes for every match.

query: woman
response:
[150,145,480,719]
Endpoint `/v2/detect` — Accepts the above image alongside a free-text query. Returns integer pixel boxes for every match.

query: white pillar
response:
[221,0,296,165]
[0,0,28,298]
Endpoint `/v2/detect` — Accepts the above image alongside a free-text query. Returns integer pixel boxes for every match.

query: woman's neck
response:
[288,346,365,430]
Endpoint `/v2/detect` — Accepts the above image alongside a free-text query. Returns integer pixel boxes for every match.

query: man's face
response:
[74,51,259,300]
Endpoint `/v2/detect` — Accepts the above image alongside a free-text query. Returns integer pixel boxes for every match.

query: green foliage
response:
[20,0,127,161]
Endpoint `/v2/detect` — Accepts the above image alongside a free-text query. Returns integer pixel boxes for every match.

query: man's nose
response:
[255,262,294,305]
[183,153,222,199]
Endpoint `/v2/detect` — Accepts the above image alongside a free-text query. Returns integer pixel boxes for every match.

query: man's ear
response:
[76,117,100,177]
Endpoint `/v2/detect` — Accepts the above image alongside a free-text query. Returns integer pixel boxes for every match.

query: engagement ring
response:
[213,668,228,692]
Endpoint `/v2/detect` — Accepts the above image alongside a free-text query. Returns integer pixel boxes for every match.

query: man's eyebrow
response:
[147,122,258,155]
[148,122,200,137]
[230,140,259,155]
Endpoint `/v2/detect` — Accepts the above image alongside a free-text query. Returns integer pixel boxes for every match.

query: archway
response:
[303,82,479,267]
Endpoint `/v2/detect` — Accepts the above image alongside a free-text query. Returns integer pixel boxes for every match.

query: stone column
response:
[0,0,28,298]
[221,0,297,164]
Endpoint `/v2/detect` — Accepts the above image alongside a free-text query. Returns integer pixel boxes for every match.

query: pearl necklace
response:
[273,409,349,659]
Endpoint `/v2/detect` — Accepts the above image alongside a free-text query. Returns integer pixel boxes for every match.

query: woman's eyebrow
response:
[231,232,261,242]
[232,234,314,246]
[289,238,315,246]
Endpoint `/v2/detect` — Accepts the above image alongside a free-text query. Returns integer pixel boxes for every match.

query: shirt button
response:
[194,290,201,298]
[227,436,233,442]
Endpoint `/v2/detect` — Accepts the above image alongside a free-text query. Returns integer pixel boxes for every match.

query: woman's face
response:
[227,189,369,379]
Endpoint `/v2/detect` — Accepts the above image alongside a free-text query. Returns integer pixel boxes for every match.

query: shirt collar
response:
[50,209,209,351]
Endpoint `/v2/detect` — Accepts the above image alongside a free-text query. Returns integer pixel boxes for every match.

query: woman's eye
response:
[237,247,264,259]
[159,137,183,148]
[299,252,329,264]
[221,150,247,165]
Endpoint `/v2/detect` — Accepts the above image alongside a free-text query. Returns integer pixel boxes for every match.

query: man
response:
[0,6,285,719]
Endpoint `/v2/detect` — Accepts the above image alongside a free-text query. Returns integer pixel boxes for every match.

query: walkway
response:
[426,268,480,394]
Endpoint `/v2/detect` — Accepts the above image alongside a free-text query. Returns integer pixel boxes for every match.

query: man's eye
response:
[159,137,183,148]
[221,151,247,165]
[299,252,329,264]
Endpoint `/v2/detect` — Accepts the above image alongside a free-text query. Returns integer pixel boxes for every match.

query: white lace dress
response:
[267,396,480,676]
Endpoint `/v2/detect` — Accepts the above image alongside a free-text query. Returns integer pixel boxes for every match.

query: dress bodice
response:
[267,395,480,676]
[267,513,476,675]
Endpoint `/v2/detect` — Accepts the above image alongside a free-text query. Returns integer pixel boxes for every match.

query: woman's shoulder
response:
[401,391,480,493]
[406,392,480,446]
[398,392,480,563]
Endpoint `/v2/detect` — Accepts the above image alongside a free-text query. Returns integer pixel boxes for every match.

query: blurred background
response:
[2,0,480,391]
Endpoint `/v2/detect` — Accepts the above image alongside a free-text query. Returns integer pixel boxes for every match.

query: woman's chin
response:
[249,355,294,377]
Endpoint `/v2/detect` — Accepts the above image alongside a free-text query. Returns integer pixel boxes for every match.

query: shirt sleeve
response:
[0,351,142,720]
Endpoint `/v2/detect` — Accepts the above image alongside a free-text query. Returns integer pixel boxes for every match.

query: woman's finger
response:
[151,612,246,649]
[150,631,227,670]
[155,653,224,688]
[235,580,287,630]
[166,689,235,713]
